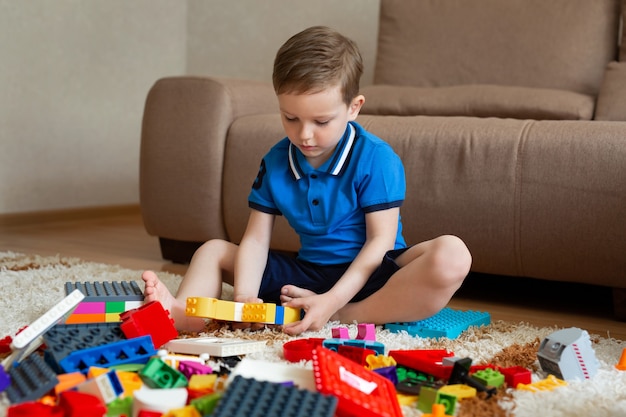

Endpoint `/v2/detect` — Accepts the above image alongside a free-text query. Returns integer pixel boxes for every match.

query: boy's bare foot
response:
[279,284,316,303]
[141,270,177,313]
[142,270,207,332]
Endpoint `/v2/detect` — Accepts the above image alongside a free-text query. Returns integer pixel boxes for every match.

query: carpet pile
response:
[0,251,625,416]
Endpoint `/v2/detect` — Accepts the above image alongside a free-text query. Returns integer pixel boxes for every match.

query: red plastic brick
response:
[337,344,377,366]
[283,338,325,362]
[499,365,532,388]
[7,402,64,417]
[389,349,455,380]
[312,347,402,417]
[119,301,178,348]
[58,390,107,417]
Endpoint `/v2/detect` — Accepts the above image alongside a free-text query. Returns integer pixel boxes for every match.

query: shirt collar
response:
[288,122,357,180]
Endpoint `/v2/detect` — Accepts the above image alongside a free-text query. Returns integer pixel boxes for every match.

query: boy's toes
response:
[281,285,315,299]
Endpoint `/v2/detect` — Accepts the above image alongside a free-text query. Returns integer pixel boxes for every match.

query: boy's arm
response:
[233,209,275,303]
[282,207,399,335]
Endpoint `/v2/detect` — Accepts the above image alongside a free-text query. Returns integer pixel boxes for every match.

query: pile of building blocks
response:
[64,281,144,324]
[0,281,615,417]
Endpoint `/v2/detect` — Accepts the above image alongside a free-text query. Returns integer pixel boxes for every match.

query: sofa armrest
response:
[140,76,277,244]
[595,62,626,121]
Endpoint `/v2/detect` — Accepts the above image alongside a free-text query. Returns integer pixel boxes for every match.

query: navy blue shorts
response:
[257,247,411,304]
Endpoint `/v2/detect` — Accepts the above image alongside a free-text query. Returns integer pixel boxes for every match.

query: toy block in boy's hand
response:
[184,297,301,325]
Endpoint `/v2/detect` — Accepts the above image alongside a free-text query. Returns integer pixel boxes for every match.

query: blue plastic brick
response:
[59,335,156,373]
[43,322,126,373]
[212,375,337,417]
[275,306,285,325]
[384,308,491,339]
[65,281,144,302]
[322,338,385,355]
[0,365,10,392]
[6,354,59,404]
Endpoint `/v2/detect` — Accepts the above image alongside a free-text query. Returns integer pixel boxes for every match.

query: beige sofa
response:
[140,0,626,316]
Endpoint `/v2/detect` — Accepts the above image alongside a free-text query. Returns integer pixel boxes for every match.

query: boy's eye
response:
[315,120,330,126]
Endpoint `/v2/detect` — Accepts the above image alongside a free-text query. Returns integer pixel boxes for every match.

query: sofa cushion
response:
[361,85,595,120]
[595,62,626,121]
[375,0,621,96]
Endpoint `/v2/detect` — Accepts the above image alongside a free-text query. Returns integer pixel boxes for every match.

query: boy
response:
[142,26,472,335]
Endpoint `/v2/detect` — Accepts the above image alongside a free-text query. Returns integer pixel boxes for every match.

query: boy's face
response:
[278,85,364,169]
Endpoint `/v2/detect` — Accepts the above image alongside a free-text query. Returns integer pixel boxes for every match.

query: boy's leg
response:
[337,235,471,325]
[142,239,238,331]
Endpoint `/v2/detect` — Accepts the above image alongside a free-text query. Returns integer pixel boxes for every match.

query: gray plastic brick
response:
[43,322,125,372]
[65,281,143,302]
[212,375,337,417]
[6,354,59,404]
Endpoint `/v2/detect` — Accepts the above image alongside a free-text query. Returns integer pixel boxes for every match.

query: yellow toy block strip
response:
[185,297,301,324]
[282,305,301,324]
[186,297,236,321]
[217,299,240,321]
[242,303,276,323]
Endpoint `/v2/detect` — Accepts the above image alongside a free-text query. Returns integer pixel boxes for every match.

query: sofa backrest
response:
[374,0,622,96]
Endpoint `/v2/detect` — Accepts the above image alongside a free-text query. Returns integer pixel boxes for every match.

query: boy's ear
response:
[348,94,365,120]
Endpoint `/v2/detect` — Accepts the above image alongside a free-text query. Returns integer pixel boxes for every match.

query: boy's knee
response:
[193,239,230,259]
[432,235,472,283]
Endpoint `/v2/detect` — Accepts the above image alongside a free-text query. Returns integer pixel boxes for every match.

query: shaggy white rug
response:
[1,251,626,417]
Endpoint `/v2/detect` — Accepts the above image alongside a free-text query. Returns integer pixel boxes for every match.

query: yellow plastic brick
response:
[517,375,567,392]
[438,383,477,399]
[242,303,276,323]
[282,306,301,324]
[162,405,202,417]
[186,297,236,320]
[366,354,397,370]
[189,374,218,391]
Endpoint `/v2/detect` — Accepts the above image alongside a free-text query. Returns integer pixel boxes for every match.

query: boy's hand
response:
[281,291,339,335]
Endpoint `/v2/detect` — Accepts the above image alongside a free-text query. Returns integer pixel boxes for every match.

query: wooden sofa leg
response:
[613,288,626,321]
[159,238,203,264]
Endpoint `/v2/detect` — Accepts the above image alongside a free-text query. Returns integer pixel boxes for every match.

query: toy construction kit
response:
[0,280,618,417]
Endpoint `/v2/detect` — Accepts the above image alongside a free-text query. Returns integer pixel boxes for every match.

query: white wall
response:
[187,0,379,85]
[0,1,187,214]
[0,0,379,215]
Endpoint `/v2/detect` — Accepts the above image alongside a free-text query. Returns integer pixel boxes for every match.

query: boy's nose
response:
[299,126,314,142]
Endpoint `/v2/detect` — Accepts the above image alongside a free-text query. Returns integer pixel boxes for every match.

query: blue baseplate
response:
[384,307,491,339]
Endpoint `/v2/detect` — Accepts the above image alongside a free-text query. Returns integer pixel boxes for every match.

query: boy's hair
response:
[272,26,363,105]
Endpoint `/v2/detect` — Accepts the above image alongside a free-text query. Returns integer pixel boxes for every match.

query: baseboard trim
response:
[0,204,141,228]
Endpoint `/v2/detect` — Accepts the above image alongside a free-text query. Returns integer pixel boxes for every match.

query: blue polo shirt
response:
[248,121,406,265]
